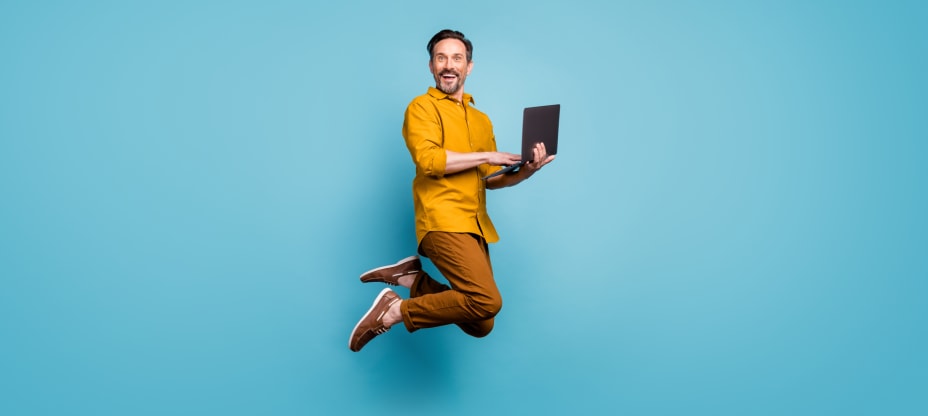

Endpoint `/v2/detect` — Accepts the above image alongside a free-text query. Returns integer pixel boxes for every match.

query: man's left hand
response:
[522,142,556,174]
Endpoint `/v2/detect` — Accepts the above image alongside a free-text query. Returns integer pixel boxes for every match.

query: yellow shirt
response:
[402,87,502,245]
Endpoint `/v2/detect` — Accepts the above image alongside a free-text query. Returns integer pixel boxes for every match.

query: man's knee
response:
[460,295,501,338]
[465,321,494,338]
[470,294,502,321]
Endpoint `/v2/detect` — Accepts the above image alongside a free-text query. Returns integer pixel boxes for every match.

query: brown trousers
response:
[400,232,502,337]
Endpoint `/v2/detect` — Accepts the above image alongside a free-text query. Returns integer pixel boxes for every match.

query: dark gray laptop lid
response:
[521,104,560,162]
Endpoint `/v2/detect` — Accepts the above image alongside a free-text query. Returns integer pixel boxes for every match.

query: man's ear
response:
[466,60,474,76]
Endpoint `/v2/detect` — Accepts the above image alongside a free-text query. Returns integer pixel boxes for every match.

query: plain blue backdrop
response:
[1,1,926,415]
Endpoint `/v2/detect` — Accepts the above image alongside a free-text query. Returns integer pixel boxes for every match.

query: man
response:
[349,29,554,352]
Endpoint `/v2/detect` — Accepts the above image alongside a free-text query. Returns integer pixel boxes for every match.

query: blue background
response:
[1,1,926,415]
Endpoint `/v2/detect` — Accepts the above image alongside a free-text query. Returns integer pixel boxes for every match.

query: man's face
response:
[429,38,473,97]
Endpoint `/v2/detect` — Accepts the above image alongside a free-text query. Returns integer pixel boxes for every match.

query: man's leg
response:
[408,270,452,298]
[407,266,494,337]
[400,232,501,337]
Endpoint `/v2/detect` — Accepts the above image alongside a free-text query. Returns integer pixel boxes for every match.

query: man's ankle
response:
[383,301,403,328]
[396,274,415,288]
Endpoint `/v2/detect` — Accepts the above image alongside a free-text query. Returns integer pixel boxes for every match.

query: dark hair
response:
[427,29,473,62]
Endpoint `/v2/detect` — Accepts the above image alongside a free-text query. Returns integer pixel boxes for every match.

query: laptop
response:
[482,104,560,180]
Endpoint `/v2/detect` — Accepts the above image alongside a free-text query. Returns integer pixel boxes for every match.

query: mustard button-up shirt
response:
[402,87,503,245]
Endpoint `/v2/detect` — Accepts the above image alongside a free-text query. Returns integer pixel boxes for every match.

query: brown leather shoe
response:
[348,288,401,352]
[359,255,421,286]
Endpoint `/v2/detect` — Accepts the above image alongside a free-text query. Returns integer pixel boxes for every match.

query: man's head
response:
[427,29,473,99]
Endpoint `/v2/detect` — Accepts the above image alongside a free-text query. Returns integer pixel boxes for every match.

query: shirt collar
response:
[427,86,475,105]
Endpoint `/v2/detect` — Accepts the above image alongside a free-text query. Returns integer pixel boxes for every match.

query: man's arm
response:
[404,99,520,178]
[444,150,521,175]
[486,142,555,189]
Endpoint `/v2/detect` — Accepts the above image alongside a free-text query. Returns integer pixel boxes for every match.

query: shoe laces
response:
[373,326,389,335]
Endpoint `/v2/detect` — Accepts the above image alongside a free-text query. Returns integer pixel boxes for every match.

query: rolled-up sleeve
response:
[403,99,447,178]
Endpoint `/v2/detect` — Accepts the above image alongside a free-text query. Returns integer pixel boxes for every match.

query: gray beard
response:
[436,77,463,95]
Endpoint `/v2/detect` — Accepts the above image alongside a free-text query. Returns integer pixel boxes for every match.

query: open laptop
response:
[482,104,560,180]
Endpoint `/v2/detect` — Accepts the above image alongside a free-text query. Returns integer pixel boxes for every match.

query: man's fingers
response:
[531,143,548,168]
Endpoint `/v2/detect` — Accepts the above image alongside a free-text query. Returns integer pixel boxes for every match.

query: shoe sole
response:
[359,255,419,278]
[348,288,395,350]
